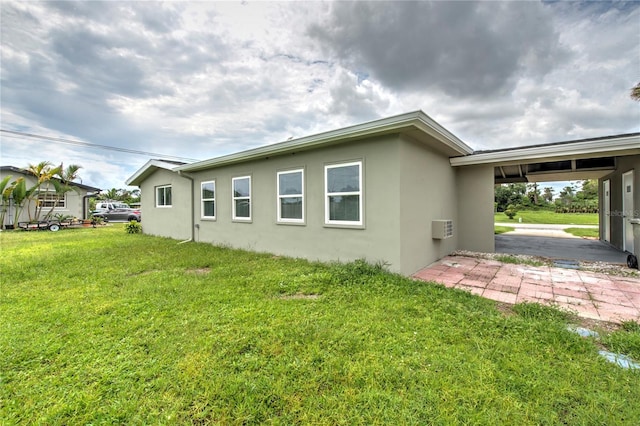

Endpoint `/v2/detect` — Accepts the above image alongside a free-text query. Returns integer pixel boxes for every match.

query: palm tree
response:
[25,161,61,221]
[9,178,31,226]
[0,175,12,229]
[43,164,83,219]
[100,188,120,201]
[632,82,640,101]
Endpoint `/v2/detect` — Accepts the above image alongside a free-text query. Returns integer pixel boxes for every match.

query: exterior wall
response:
[189,135,406,272]
[0,170,92,227]
[398,135,459,274]
[600,154,640,253]
[139,168,192,240]
[455,164,496,253]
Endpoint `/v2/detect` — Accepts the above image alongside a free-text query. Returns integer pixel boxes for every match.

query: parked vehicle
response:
[95,201,130,211]
[92,208,141,222]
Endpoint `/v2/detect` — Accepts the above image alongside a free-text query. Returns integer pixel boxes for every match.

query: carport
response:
[495,234,628,263]
[451,133,640,265]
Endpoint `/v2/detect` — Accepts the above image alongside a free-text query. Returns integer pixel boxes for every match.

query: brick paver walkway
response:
[413,256,640,324]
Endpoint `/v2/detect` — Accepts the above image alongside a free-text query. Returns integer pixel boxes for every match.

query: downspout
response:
[177,170,195,243]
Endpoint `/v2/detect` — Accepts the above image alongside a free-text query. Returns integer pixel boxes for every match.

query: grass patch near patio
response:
[600,321,640,361]
[495,210,598,225]
[494,225,515,235]
[494,254,545,267]
[1,226,638,424]
[564,227,600,238]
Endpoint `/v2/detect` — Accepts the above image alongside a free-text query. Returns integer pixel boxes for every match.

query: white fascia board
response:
[450,135,640,167]
[177,111,473,172]
[125,159,181,186]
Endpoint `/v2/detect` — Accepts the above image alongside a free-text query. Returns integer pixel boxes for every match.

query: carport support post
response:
[456,165,495,253]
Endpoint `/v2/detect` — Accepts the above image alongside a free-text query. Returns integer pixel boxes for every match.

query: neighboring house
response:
[0,166,100,228]
[127,111,640,275]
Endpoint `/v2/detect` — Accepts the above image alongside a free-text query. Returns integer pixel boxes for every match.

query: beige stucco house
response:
[127,111,640,275]
[0,166,101,228]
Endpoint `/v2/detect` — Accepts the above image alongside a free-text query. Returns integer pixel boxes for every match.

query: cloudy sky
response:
[1,1,639,190]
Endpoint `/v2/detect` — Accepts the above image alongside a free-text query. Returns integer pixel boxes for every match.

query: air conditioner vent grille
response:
[432,220,453,239]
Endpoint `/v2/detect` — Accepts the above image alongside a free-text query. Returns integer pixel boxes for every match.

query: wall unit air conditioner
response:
[432,220,453,240]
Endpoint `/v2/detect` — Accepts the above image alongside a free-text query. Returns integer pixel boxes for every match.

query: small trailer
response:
[17,218,101,232]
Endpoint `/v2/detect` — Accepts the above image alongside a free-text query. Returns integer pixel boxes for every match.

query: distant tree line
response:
[90,188,141,210]
[495,180,599,214]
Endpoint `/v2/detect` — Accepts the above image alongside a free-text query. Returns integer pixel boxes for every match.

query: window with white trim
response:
[232,176,251,221]
[325,161,363,226]
[156,185,172,207]
[277,169,304,223]
[201,180,215,219]
[37,192,66,209]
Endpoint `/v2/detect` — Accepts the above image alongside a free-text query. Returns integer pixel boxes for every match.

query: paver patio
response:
[413,256,640,324]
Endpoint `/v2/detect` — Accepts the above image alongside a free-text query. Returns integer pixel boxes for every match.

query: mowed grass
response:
[494,225,515,235]
[2,226,639,424]
[495,210,598,225]
[564,227,600,238]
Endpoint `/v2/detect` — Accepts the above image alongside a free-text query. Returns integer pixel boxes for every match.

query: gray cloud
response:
[308,1,569,98]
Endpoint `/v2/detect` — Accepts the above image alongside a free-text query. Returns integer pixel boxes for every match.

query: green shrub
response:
[124,220,142,234]
[504,204,518,220]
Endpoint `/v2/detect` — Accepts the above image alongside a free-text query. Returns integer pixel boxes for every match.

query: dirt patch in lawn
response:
[186,267,211,275]
[278,293,321,300]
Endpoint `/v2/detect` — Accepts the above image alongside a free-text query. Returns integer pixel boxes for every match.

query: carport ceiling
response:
[495,157,616,183]
[449,132,640,184]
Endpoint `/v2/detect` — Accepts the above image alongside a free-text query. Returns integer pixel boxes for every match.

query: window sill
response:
[276,221,306,226]
[232,218,252,223]
[323,223,365,230]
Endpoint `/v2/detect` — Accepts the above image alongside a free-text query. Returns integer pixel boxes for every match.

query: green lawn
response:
[494,225,515,235]
[495,210,598,225]
[2,226,639,424]
[564,227,600,238]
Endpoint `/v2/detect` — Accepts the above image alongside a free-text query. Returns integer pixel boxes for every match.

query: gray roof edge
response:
[450,133,640,166]
[474,132,640,155]
[177,111,473,172]
[125,159,186,186]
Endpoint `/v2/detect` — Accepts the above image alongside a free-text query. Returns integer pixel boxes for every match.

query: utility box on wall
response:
[432,220,453,240]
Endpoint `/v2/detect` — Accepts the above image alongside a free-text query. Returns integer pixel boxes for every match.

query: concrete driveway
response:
[495,234,628,263]
[495,222,597,238]
[494,222,628,263]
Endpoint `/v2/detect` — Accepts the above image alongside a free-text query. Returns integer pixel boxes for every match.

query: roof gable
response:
[126,159,187,186]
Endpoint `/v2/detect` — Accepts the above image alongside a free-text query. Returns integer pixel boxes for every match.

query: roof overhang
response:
[450,133,640,184]
[126,159,186,186]
[177,110,473,172]
[450,134,640,167]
